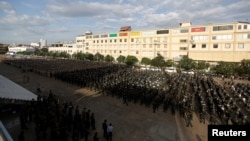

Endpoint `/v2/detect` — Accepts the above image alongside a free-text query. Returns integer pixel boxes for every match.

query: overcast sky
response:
[0,0,249,44]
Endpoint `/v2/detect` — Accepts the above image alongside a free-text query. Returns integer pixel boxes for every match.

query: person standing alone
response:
[102,120,108,139]
[107,123,113,141]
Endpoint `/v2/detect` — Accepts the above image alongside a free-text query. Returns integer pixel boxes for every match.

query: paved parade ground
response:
[0,59,208,141]
[0,57,249,141]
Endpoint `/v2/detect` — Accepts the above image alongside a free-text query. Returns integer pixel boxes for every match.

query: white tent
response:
[0,75,37,101]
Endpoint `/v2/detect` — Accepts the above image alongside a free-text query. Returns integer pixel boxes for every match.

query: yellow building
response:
[76,21,250,63]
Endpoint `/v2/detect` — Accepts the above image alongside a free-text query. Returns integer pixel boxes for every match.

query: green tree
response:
[178,56,195,71]
[125,55,138,66]
[105,55,114,62]
[213,61,236,75]
[237,59,250,77]
[51,52,59,58]
[94,52,104,61]
[196,61,210,71]
[34,48,41,55]
[59,52,70,58]
[86,53,94,61]
[72,52,87,60]
[40,48,49,56]
[116,55,126,63]
[151,54,166,69]
[141,57,151,66]
[165,59,174,67]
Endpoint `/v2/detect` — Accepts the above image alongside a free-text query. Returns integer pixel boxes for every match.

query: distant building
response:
[0,43,9,54]
[30,42,40,47]
[7,44,35,54]
[40,38,47,48]
[48,41,80,56]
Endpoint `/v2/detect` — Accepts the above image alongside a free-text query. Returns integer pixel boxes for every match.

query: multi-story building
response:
[7,44,35,54]
[40,38,47,48]
[0,43,9,54]
[76,21,250,63]
[48,41,81,56]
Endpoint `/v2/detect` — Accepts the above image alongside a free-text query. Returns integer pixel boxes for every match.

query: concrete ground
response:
[0,61,209,141]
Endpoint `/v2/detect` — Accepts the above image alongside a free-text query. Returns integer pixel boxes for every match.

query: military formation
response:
[3,58,250,127]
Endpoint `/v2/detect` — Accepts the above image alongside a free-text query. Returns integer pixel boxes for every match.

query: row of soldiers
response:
[19,91,98,141]
[4,58,249,126]
[193,75,249,125]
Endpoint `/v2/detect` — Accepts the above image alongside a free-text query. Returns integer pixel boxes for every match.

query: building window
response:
[131,38,134,42]
[192,44,196,48]
[120,39,122,42]
[114,39,116,43]
[238,43,244,49]
[124,39,127,42]
[105,40,107,43]
[180,47,188,50]
[97,40,99,43]
[192,36,209,41]
[213,25,233,31]
[225,43,230,48]
[173,29,180,34]
[136,51,139,54]
[180,39,187,43]
[212,35,232,40]
[136,39,140,43]
[120,50,122,53]
[156,30,169,34]
[101,40,103,43]
[244,25,247,29]
[238,25,241,30]
[110,39,112,43]
[93,40,95,43]
[213,44,218,48]
[180,28,189,33]
[248,34,250,39]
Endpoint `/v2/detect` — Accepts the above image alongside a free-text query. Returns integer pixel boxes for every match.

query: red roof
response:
[120,26,131,32]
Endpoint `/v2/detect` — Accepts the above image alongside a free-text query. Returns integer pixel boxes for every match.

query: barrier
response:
[0,121,13,141]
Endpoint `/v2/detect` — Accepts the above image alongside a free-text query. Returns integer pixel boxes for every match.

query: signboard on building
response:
[191,27,205,32]
[130,31,141,36]
[109,33,118,37]
[119,33,128,36]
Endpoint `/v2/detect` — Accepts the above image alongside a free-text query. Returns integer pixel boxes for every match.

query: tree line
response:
[17,48,250,78]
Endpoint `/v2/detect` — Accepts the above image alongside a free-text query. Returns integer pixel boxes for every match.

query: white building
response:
[40,38,47,48]
[75,21,250,63]
[48,41,82,56]
[7,44,35,53]
[30,42,40,47]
